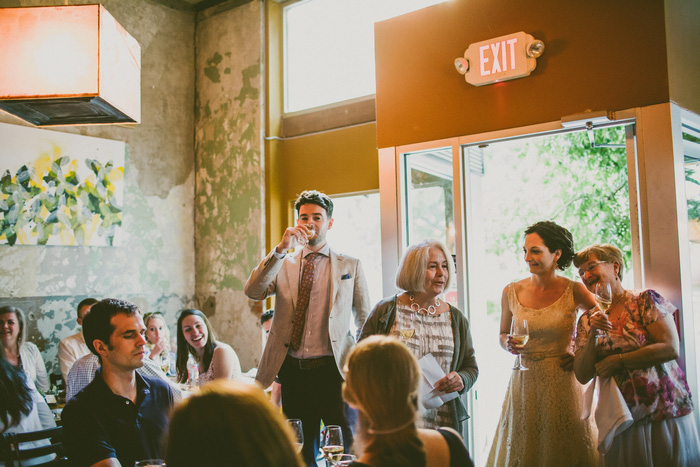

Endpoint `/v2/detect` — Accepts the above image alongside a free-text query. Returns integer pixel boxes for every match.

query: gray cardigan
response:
[359,295,478,434]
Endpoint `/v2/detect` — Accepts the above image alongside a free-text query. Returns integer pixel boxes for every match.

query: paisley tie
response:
[289,252,319,350]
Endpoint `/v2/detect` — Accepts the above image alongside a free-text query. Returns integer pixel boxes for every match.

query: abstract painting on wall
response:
[0,122,125,246]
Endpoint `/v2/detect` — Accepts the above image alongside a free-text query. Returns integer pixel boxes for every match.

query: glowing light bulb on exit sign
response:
[454,32,545,87]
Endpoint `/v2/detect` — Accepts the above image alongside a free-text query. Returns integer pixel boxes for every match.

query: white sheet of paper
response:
[418,353,459,409]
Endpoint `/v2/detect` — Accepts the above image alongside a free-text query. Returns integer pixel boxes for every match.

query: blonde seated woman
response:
[343,335,473,467]
[143,312,176,375]
[166,379,303,467]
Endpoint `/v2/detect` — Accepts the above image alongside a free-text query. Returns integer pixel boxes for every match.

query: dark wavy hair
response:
[0,347,32,433]
[294,190,334,218]
[176,309,217,384]
[524,221,575,270]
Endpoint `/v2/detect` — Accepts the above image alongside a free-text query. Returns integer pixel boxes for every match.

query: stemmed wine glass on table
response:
[510,317,529,371]
[594,282,613,340]
[287,419,304,454]
[321,425,344,466]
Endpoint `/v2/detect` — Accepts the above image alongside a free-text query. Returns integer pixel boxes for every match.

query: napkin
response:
[418,353,459,410]
[581,375,633,453]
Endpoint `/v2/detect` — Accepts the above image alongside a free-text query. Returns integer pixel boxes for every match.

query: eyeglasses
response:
[578,261,608,278]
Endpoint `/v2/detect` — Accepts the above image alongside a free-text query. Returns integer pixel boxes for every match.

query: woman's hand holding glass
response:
[509,317,529,371]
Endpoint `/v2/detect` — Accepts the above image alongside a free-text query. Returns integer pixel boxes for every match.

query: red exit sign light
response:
[456,32,544,87]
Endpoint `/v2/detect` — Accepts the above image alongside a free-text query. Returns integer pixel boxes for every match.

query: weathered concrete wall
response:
[194,1,263,371]
[0,0,196,377]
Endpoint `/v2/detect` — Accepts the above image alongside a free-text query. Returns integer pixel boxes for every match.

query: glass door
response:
[680,115,700,416]
[461,124,636,465]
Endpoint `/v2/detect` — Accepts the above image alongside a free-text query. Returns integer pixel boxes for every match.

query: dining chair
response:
[1,426,68,466]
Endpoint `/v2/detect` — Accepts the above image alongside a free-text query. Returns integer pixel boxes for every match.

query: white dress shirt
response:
[19,342,49,392]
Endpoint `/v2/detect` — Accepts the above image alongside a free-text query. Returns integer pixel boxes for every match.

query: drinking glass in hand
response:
[510,317,529,371]
[287,419,304,454]
[321,425,344,466]
[395,311,415,342]
[594,282,613,339]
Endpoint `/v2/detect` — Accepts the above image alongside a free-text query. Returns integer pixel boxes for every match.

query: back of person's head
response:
[82,298,141,361]
[524,221,575,270]
[0,347,32,433]
[76,297,98,320]
[175,309,216,384]
[294,190,334,218]
[343,335,425,467]
[166,380,303,467]
[395,240,455,293]
[0,305,25,350]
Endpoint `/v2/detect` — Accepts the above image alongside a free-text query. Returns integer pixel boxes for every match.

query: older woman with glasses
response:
[573,243,700,465]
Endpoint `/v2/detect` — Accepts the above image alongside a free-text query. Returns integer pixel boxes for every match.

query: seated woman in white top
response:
[0,350,56,466]
[0,306,49,392]
[175,309,241,386]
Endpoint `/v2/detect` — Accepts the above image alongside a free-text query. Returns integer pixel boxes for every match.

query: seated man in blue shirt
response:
[62,298,174,467]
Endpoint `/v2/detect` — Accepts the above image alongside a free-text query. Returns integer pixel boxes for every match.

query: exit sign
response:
[457,32,544,87]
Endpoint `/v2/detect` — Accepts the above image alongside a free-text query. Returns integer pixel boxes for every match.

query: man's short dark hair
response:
[294,190,333,218]
[260,309,274,325]
[77,297,98,318]
[83,298,141,358]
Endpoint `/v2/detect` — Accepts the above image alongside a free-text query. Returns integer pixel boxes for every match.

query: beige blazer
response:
[244,248,371,388]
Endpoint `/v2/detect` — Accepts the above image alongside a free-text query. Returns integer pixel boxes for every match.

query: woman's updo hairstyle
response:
[524,221,575,270]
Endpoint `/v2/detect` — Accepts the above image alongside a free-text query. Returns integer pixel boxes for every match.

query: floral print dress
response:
[575,289,700,466]
[575,289,693,423]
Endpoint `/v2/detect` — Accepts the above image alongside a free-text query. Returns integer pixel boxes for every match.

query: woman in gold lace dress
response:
[487,221,598,466]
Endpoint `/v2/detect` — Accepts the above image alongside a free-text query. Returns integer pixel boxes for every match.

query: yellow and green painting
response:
[0,123,125,246]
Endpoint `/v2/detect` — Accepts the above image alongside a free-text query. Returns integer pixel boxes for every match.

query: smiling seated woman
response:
[175,309,241,387]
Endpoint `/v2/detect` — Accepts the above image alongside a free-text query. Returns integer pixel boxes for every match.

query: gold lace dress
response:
[487,280,597,467]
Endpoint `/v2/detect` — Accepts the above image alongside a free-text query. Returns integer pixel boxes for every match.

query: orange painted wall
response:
[375,0,674,148]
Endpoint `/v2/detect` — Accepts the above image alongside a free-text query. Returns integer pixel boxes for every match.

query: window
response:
[283,0,447,113]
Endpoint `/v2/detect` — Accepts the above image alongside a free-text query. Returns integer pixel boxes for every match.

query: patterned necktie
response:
[290,252,319,350]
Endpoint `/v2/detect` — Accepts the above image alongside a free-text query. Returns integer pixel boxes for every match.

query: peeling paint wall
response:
[194,1,263,371]
[0,0,196,377]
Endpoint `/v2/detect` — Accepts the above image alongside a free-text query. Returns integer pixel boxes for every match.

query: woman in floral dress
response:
[574,243,700,466]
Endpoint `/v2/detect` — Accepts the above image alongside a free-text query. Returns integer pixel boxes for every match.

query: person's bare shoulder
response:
[418,429,451,467]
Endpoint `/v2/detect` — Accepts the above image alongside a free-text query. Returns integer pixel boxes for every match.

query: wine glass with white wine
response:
[510,317,529,371]
[396,311,415,341]
[321,425,344,466]
[287,419,303,455]
[594,282,613,339]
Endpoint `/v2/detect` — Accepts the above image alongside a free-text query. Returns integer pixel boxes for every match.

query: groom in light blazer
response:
[245,190,370,466]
